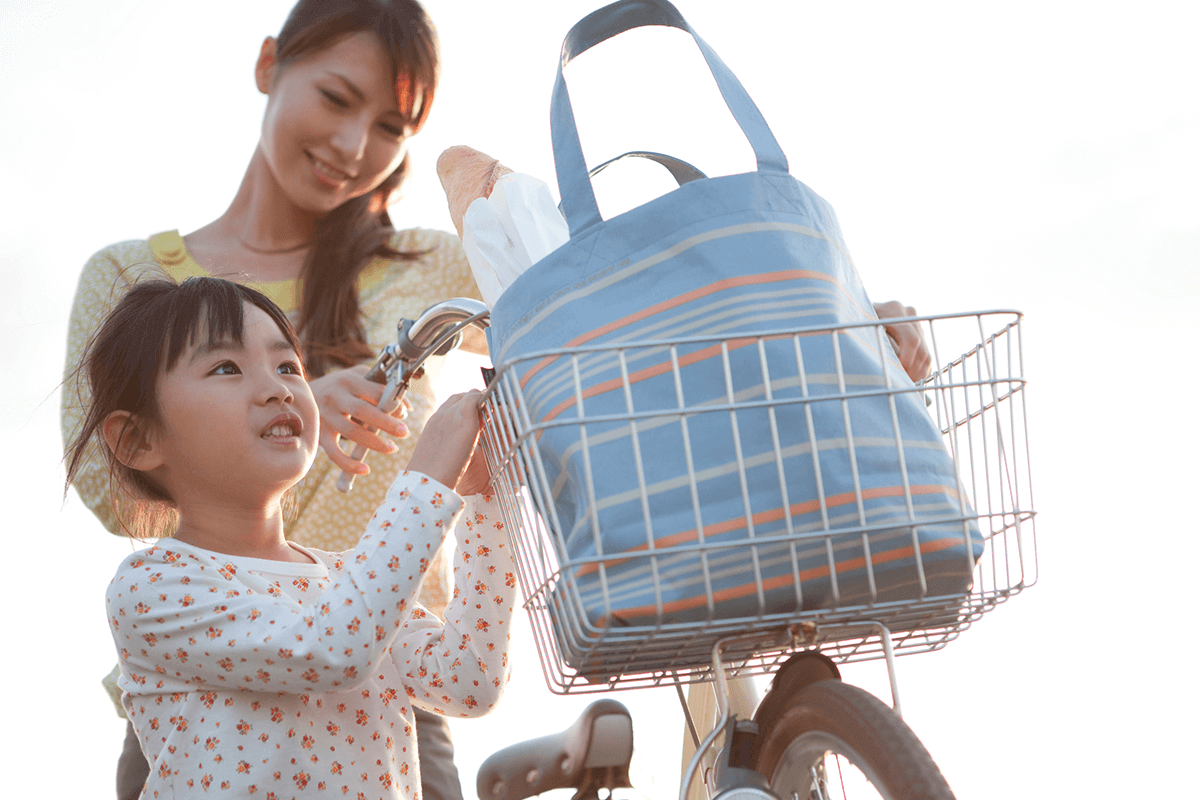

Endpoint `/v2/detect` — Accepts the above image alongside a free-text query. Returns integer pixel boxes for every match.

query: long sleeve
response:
[388,492,518,717]
[107,474,462,696]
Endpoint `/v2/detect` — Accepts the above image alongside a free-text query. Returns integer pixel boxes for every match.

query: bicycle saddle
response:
[477,699,633,800]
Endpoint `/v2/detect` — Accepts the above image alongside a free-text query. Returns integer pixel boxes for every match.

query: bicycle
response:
[340,301,1036,800]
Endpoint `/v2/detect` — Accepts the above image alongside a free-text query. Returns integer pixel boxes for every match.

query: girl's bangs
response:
[162,280,302,372]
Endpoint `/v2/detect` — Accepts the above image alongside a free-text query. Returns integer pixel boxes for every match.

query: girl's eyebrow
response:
[188,339,241,364]
[187,339,296,363]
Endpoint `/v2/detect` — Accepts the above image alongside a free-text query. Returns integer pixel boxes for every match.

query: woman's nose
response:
[330,115,370,162]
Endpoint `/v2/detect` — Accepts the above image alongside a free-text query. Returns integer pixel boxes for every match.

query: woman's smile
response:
[257,30,411,214]
[307,151,354,189]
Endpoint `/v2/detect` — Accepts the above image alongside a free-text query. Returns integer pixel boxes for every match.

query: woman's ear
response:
[102,411,164,473]
[255,36,279,94]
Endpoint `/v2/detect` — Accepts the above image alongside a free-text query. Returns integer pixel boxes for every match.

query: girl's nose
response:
[258,373,294,405]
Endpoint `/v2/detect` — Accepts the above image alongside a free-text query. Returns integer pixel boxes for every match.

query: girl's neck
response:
[186,149,318,284]
[171,502,308,563]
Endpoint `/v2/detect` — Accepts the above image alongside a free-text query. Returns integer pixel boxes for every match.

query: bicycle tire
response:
[752,680,955,800]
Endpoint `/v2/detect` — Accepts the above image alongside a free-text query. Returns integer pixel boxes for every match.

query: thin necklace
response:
[237,238,312,255]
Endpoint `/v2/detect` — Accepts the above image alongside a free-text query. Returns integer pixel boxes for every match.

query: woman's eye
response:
[379,122,406,137]
[278,361,303,376]
[320,89,349,108]
[212,362,240,376]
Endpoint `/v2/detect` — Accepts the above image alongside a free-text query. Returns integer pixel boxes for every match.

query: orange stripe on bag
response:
[518,269,835,390]
[598,535,968,623]
[573,484,961,577]
[534,338,758,429]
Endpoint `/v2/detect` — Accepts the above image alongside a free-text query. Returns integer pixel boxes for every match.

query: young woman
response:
[66,277,516,800]
[60,2,487,797]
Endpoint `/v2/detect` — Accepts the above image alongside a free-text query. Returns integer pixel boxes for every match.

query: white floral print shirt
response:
[106,474,517,799]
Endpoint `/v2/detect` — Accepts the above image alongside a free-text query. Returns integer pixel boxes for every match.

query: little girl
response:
[65,277,517,800]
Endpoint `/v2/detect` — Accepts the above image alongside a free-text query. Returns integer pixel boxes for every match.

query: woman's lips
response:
[308,153,353,188]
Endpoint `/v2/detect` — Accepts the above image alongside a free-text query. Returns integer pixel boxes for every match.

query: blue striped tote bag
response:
[486,0,982,643]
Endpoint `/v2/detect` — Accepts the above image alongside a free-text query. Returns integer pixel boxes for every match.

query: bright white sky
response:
[1,0,1197,797]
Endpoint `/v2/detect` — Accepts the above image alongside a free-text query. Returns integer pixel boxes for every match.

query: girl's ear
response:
[102,411,164,473]
[255,36,279,94]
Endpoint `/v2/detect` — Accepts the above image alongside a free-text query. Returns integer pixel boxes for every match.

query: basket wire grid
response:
[480,311,1035,693]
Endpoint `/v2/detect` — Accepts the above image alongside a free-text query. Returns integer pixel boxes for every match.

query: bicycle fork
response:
[681,622,901,800]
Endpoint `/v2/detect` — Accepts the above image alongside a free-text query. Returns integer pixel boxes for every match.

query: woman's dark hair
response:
[274,0,441,376]
[64,277,303,538]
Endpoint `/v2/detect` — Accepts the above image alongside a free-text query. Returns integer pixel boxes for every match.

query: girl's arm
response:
[106,473,461,696]
[387,491,519,718]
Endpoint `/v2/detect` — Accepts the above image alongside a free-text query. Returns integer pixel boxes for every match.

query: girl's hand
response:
[455,439,493,497]
[874,301,933,382]
[308,364,411,475]
[407,391,483,491]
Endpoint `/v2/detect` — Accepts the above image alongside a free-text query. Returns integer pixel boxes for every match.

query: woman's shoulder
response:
[389,226,458,247]
[387,227,479,297]
[84,238,155,269]
[81,234,178,286]
[387,227,464,263]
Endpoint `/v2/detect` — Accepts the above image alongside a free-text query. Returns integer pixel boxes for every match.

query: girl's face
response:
[151,304,319,505]
[257,30,416,215]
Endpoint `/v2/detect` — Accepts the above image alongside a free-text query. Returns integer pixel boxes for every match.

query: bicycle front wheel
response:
[752,680,954,800]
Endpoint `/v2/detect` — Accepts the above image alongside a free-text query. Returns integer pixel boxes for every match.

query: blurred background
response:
[0,0,1195,796]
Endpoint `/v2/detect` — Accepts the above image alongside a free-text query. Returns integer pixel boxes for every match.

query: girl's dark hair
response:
[64,277,303,538]
[274,0,441,376]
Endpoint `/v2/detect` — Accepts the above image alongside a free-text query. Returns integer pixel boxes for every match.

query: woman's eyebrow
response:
[326,71,409,121]
[326,71,366,102]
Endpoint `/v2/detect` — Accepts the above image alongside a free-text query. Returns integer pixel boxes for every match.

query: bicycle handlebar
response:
[335,298,491,493]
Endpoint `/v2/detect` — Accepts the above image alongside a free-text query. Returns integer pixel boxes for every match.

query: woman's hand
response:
[407,391,483,491]
[308,364,410,475]
[873,301,933,382]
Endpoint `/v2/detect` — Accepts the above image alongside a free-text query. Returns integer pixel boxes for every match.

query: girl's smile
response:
[150,303,320,506]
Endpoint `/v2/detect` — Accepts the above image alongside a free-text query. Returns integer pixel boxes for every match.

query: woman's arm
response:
[107,474,462,695]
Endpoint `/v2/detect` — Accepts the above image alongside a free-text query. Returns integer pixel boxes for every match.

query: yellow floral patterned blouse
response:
[62,228,484,619]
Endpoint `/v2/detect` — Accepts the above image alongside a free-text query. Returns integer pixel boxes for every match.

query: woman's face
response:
[257,30,417,215]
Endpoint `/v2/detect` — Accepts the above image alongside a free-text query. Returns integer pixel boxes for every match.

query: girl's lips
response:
[261,413,303,439]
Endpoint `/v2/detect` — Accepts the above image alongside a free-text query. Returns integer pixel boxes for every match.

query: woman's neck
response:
[185,148,318,283]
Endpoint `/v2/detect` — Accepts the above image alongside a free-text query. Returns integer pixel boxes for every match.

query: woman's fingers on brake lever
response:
[323,407,403,454]
[321,431,369,475]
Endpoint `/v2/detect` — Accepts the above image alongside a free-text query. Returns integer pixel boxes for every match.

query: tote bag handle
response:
[551,0,790,237]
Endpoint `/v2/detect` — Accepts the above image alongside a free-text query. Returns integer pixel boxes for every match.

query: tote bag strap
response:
[589,151,707,185]
[551,0,790,237]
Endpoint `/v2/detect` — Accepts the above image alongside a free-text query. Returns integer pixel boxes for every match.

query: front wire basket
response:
[480,311,1035,693]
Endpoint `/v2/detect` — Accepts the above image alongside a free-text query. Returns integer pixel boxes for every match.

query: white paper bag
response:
[460,173,570,308]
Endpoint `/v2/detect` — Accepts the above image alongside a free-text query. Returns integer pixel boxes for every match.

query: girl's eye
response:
[278,361,304,376]
[212,362,240,376]
[379,121,406,138]
[320,89,349,108]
